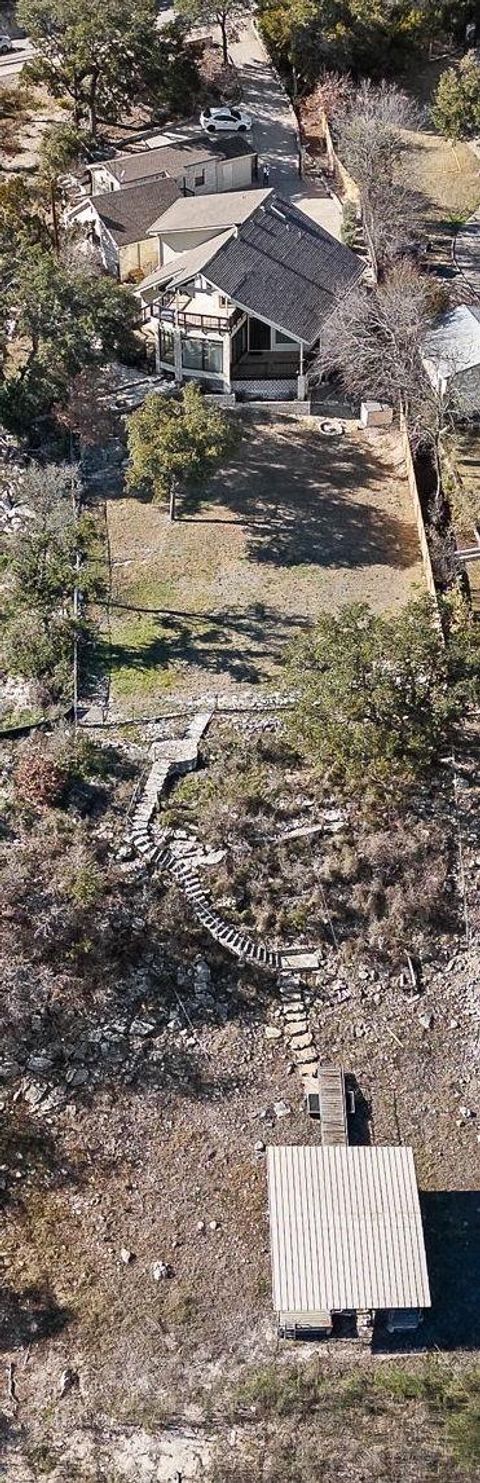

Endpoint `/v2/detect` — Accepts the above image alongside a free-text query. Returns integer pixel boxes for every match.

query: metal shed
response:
[267,1144,431,1336]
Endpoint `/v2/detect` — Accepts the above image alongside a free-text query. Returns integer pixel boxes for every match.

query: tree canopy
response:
[432,51,480,141]
[288,596,480,802]
[126,383,235,519]
[19,0,200,134]
[0,201,141,432]
[257,1,476,88]
[1,464,103,702]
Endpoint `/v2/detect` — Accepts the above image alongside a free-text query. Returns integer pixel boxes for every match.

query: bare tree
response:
[332,81,423,278]
[314,263,444,448]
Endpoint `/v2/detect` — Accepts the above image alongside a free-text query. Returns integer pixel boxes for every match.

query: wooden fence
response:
[399,411,438,604]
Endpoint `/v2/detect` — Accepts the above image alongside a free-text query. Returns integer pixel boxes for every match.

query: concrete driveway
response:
[455,208,480,299]
[229,20,342,237]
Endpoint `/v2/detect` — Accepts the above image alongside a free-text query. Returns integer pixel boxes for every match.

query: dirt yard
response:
[2,923,480,1480]
[106,416,423,713]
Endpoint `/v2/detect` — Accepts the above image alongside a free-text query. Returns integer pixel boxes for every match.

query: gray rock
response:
[151,1260,172,1281]
[419,1012,434,1031]
[23,1081,47,1108]
[273,1100,291,1119]
[129,1019,155,1038]
[254,1139,266,1153]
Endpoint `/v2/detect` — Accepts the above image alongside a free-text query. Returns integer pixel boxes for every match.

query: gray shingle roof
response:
[205,195,363,344]
[92,178,180,247]
[96,132,255,187]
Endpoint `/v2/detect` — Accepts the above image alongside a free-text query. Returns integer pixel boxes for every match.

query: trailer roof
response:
[267,1144,431,1316]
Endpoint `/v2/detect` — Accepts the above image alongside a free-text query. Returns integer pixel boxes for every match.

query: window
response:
[274,329,297,346]
[194,169,205,187]
[160,327,174,365]
[181,335,223,375]
[203,339,223,374]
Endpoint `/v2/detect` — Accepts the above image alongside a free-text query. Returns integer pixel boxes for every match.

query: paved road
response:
[0,39,34,84]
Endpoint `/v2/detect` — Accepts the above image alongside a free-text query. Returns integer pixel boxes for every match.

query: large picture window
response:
[182,335,223,375]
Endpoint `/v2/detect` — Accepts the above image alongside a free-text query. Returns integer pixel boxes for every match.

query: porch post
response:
[173,327,183,384]
[222,330,231,394]
[154,316,161,374]
[297,342,307,401]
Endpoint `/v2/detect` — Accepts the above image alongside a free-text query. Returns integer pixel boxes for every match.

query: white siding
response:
[267,1145,431,1316]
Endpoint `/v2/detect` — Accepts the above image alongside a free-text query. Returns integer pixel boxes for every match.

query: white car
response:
[200,105,252,135]
[0,35,13,53]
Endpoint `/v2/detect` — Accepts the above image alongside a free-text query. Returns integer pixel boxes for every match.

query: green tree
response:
[0,243,140,432]
[19,0,195,135]
[1,465,104,701]
[126,383,234,520]
[38,121,90,183]
[288,596,480,802]
[432,52,480,141]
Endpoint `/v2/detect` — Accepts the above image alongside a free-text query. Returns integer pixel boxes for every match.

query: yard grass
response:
[397,130,480,229]
[106,417,424,713]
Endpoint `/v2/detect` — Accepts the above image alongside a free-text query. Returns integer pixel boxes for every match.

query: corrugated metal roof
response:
[267,1145,431,1315]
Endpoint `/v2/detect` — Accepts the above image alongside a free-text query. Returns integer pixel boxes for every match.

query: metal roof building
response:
[267,1145,431,1330]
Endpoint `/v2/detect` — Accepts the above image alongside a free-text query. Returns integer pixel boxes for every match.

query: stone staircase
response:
[128,710,319,1083]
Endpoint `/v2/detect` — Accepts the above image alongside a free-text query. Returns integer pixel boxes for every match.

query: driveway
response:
[229,21,342,237]
[455,208,480,299]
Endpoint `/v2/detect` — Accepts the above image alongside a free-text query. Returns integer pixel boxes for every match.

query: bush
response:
[432,53,480,141]
[288,596,480,804]
[341,198,358,247]
[14,740,69,807]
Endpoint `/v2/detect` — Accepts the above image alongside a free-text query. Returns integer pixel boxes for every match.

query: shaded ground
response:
[106,417,423,713]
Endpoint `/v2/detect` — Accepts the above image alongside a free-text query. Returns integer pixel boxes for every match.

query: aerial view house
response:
[86,131,257,198]
[138,192,363,399]
[66,178,181,280]
[267,1143,431,1340]
[421,303,480,416]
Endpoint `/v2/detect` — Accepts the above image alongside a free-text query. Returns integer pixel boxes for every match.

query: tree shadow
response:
[107,601,312,687]
[0,1282,73,1352]
[181,421,421,573]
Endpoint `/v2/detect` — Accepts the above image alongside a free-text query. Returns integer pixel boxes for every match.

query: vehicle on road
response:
[200,105,252,135]
[0,35,13,53]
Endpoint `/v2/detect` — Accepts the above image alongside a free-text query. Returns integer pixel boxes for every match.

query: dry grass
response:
[106,418,423,712]
[397,129,480,228]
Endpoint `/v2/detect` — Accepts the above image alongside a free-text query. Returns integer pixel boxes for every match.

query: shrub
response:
[14,740,69,807]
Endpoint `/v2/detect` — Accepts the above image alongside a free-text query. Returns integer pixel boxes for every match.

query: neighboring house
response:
[267,1144,431,1340]
[66,178,181,281]
[421,304,480,416]
[87,131,257,199]
[138,192,362,400]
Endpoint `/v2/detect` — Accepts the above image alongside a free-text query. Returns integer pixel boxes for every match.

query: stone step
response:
[289,1032,314,1052]
[293,1045,317,1065]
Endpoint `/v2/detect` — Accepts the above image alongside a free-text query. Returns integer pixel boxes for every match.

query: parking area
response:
[107,415,424,711]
